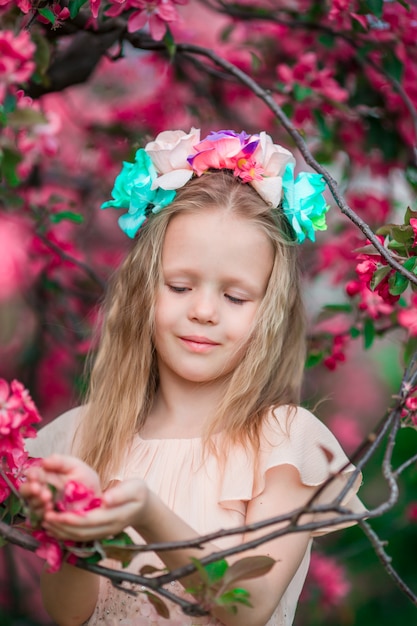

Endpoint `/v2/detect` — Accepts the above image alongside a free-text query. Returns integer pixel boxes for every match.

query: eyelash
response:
[168,285,247,305]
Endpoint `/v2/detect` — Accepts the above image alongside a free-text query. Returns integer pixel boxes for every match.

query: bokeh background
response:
[2,1,417,624]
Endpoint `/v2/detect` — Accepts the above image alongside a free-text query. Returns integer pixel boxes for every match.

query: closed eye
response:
[168,285,190,293]
[225,294,246,305]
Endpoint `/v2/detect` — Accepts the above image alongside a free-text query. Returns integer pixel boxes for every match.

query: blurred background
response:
[1,0,417,624]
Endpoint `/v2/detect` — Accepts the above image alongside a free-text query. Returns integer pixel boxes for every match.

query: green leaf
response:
[216,588,252,608]
[363,318,375,350]
[388,271,409,296]
[318,33,335,49]
[220,23,236,42]
[204,559,229,585]
[391,224,413,244]
[50,211,84,224]
[69,0,88,18]
[305,351,324,368]
[395,0,410,9]
[403,257,417,272]
[189,557,209,584]
[323,303,353,312]
[0,148,22,187]
[404,206,417,224]
[163,28,176,58]
[313,110,332,141]
[7,108,46,128]
[3,93,17,115]
[250,51,262,72]
[370,265,391,291]
[382,50,404,82]
[293,84,313,102]
[32,31,51,82]
[403,336,417,366]
[364,0,383,17]
[350,327,361,339]
[38,7,56,24]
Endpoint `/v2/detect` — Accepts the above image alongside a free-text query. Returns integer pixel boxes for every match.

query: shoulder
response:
[25,405,88,459]
[258,404,355,484]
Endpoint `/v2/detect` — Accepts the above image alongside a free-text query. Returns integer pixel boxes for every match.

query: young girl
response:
[22,129,364,626]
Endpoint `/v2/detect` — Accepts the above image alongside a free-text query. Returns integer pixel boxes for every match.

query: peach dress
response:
[26,405,364,626]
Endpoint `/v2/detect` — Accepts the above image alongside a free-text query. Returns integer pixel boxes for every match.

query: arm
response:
[21,456,103,626]
[33,458,315,626]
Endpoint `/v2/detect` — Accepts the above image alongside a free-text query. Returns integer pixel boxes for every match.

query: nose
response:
[188,289,219,325]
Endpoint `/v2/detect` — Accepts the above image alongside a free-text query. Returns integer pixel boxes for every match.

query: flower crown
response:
[101,128,329,243]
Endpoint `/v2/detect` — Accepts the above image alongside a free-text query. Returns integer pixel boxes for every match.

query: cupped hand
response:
[41,478,150,542]
[20,454,101,520]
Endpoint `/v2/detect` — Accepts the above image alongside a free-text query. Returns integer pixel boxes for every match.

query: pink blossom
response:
[410,218,417,247]
[407,503,417,521]
[305,552,350,608]
[121,0,187,41]
[0,213,39,301]
[323,334,349,371]
[0,378,41,502]
[398,295,417,335]
[56,480,102,514]
[328,414,363,453]
[0,29,35,102]
[33,530,64,573]
[145,127,199,190]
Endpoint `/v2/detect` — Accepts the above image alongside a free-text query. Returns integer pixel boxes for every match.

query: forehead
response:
[161,209,274,291]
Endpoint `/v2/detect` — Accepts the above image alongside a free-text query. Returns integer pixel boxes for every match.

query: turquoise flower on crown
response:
[281,162,329,243]
[101,149,176,238]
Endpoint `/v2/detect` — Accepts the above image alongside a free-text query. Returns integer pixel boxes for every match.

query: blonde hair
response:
[76,172,306,484]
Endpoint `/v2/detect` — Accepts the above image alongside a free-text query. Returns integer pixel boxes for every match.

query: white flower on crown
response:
[145,128,201,191]
[250,131,295,207]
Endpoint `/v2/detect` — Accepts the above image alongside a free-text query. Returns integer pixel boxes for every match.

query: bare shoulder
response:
[25,404,88,459]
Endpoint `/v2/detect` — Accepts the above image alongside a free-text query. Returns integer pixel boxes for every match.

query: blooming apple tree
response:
[1,0,417,623]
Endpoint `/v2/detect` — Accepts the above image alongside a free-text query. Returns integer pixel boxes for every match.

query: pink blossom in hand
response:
[55,480,102,514]
[0,29,35,102]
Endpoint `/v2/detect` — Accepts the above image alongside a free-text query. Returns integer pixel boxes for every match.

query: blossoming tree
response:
[1,0,417,624]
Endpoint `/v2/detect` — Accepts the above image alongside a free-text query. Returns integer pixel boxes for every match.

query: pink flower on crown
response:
[188,130,259,176]
[250,132,295,207]
[187,130,295,207]
[146,127,200,190]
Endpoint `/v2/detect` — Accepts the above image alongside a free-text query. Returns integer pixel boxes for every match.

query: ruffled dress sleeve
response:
[24,406,84,459]
[219,405,365,536]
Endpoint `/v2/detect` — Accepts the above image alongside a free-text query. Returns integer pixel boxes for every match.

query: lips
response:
[179,335,220,352]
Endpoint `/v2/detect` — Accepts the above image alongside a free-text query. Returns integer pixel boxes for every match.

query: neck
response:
[144,372,229,439]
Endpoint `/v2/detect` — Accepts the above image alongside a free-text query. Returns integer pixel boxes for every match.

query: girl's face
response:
[154,208,274,387]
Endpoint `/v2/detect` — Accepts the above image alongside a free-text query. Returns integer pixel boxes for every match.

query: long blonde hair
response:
[76,172,306,484]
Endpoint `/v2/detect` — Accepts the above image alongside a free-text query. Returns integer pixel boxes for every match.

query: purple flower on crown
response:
[187,130,261,178]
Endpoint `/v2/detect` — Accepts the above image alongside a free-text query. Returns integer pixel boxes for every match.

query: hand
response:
[20,454,101,520]
[40,478,151,542]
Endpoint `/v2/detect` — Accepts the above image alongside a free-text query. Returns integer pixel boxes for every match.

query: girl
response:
[23,129,364,626]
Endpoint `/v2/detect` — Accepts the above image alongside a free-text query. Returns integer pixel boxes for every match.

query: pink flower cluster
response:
[33,481,102,573]
[105,0,188,40]
[0,29,35,103]
[0,378,41,502]
[345,243,399,320]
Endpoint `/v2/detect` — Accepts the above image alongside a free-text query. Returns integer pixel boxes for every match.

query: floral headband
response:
[101,128,328,243]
